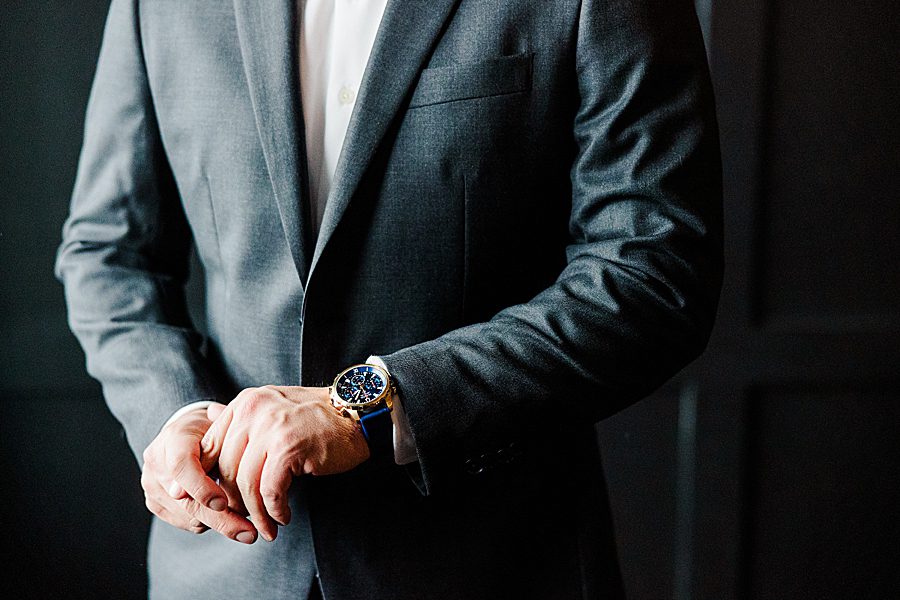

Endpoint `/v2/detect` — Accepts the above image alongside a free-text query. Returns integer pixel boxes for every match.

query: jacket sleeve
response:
[381,0,724,495]
[55,0,219,464]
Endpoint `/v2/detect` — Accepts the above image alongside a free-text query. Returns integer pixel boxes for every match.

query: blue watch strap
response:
[359,405,393,458]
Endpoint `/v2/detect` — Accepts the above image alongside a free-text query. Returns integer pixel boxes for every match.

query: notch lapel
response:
[308,0,461,278]
[233,0,312,285]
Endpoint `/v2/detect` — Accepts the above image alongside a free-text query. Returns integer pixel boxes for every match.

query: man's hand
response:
[200,386,370,542]
[141,408,258,544]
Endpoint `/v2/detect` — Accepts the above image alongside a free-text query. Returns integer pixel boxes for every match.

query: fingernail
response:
[167,481,181,497]
[236,531,255,544]
[209,497,226,511]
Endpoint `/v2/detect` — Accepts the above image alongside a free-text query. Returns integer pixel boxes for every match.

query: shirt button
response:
[338,86,356,106]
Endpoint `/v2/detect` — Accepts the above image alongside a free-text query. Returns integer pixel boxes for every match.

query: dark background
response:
[1,1,898,598]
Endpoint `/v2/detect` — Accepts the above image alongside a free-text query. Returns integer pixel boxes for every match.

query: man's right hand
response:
[141,407,259,544]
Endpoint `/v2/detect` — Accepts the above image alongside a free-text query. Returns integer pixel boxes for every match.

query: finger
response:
[236,444,279,541]
[146,471,257,542]
[144,477,209,534]
[142,456,195,529]
[165,434,228,512]
[216,427,249,516]
[145,495,188,529]
[206,401,227,422]
[179,495,258,545]
[260,452,293,526]
[200,404,235,470]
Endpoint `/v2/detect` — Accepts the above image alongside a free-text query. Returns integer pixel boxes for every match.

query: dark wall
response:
[695,0,900,597]
[2,2,898,599]
[0,3,149,597]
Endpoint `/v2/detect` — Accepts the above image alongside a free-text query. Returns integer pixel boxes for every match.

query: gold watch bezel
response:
[329,363,394,412]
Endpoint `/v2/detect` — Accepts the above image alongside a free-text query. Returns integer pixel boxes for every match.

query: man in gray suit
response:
[57,0,721,598]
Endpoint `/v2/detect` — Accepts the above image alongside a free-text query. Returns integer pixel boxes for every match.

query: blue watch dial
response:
[335,365,387,407]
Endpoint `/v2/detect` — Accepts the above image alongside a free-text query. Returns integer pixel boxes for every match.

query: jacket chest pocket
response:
[407,53,532,109]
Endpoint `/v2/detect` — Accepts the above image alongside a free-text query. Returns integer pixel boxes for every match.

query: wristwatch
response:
[329,363,395,457]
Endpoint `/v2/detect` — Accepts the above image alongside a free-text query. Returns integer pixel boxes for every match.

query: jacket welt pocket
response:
[407,53,532,109]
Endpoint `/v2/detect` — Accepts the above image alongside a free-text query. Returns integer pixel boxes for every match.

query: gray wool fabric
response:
[56,0,722,598]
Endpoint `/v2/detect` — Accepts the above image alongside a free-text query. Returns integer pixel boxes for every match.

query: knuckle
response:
[142,451,157,471]
[146,501,167,520]
[168,457,193,481]
[274,428,296,446]
[262,385,286,400]
[236,395,261,417]
[236,474,258,494]
[260,486,281,506]
[235,387,259,401]
[208,516,234,536]
[236,387,257,400]
[195,489,215,505]
[217,463,236,481]
[179,498,201,516]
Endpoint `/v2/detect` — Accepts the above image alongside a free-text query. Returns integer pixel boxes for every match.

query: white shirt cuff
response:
[162,400,215,430]
[367,355,420,465]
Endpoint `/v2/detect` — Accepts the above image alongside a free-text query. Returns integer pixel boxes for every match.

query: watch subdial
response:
[336,379,361,403]
[364,373,384,393]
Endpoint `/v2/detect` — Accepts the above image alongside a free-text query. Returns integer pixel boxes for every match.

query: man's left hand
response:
[200,386,370,542]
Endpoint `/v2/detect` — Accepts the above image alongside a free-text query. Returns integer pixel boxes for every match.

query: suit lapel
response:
[308,0,461,277]
[233,0,313,285]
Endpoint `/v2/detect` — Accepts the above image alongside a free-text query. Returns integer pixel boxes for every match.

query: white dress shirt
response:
[166,0,418,466]
[300,0,389,236]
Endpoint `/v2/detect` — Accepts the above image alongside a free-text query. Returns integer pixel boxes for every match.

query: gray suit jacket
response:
[56,0,722,598]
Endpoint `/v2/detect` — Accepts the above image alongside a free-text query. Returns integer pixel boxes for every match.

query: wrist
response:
[329,363,395,459]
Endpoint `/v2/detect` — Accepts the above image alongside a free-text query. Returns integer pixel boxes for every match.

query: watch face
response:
[334,364,388,408]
